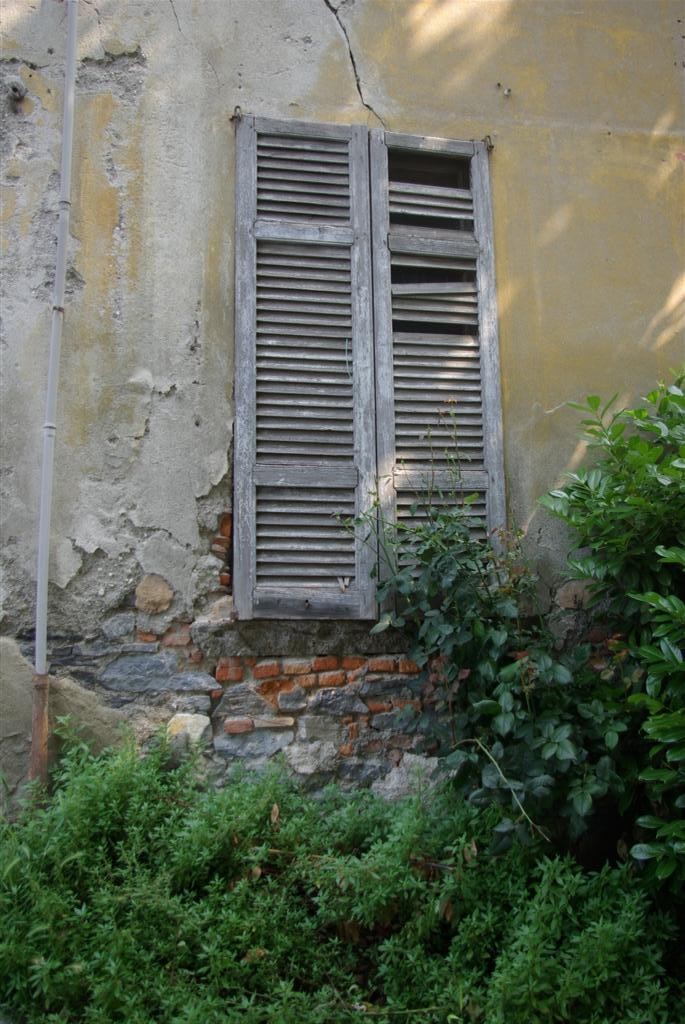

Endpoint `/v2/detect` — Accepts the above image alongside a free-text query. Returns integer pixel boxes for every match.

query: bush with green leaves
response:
[367,501,629,847]
[541,374,685,889]
[1,742,682,1024]
[539,375,685,615]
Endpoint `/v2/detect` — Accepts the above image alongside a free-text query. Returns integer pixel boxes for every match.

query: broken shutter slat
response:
[234,116,376,620]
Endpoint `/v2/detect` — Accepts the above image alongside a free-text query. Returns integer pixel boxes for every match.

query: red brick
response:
[243,657,257,667]
[312,655,339,671]
[218,659,244,684]
[366,699,393,714]
[367,656,397,673]
[293,673,317,689]
[342,656,366,670]
[339,743,353,757]
[210,688,224,700]
[162,623,191,647]
[219,572,232,588]
[136,630,158,643]
[347,722,359,741]
[398,657,420,674]
[212,535,230,550]
[256,677,294,705]
[219,513,233,539]
[392,698,421,711]
[223,717,254,734]
[346,668,366,683]
[253,660,281,680]
[282,659,312,676]
[318,670,346,687]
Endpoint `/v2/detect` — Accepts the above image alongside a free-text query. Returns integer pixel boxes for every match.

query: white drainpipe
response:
[31,0,79,781]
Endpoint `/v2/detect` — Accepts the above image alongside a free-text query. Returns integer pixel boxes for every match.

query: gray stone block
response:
[101,612,136,640]
[285,740,338,776]
[308,686,366,715]
[214,728,294,760]
[277,685,307,712]
[215,683,273,718]
[297,715,345,744]
[101,652,215,693]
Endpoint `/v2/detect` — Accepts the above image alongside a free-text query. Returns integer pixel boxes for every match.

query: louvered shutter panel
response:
[234,117,376,619]
[370,131,505,549]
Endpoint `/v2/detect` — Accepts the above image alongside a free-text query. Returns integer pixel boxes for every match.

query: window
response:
[234,116,504,620]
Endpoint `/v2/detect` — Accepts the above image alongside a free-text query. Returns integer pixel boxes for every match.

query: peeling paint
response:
[0,0,682,641]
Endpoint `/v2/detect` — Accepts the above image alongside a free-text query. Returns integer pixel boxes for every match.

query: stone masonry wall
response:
[14,550,443,795]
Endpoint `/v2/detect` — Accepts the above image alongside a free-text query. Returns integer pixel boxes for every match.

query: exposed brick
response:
[219,573,231,588]
[282,659,313,676]
[253,716,295,729]
[256,677,294,705]
[339,743,353,757]
[367,656,397,673]
[253,660,281,680]
[398,657,420,674]
[318,670,346,687]
[392,698,421,711]
[243,657,257,667]
[223,717,254,734]
[212,535,230,550]
[347,721,359,741]
[346,668,367,683]
[162,623,191,647]
[293,673,318,689]
[210,688,224,700]
[186,646,203,664]
[366,699,393,714]
[216,659,244,683]
[312,655,339,671]
[342,656,366,670]
[219,512,233,538]
[136,630,158,643]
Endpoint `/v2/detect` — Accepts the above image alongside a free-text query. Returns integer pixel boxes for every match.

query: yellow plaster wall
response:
[1,0,682,629]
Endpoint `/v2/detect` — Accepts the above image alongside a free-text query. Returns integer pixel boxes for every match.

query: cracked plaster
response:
[1,0,682,642]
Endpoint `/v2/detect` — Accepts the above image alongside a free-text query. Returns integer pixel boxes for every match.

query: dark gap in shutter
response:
[388,149,473,233]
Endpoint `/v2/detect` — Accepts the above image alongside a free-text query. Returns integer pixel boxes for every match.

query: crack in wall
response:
[321,0,386,128]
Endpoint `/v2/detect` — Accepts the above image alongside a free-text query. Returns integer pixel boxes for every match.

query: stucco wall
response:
[1,0,683,639]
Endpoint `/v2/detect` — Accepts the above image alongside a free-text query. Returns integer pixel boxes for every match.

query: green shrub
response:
[366,502,628,846]
[539,375,685,616]
[541,374,685,890]
[1,743,681,1023]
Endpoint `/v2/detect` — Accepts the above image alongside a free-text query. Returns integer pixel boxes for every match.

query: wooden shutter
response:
[234,117,376,619]
[370,131,505,551]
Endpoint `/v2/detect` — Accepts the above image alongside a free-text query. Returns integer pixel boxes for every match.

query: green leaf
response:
[605,730,619,750]
[630,843,660,861]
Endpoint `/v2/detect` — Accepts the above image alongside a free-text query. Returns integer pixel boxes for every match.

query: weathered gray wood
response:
[471,142,506,535]
[385,131,475,157]
[235,116,377,620]
[369,128,395,607]
[388,232,479,258]
[254,222,354,244]
[233,115,258,620]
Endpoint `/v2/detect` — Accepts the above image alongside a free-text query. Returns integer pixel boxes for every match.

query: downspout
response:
[30,0,79,784]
